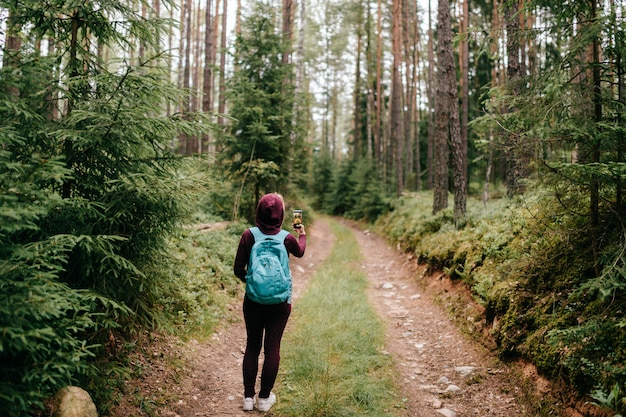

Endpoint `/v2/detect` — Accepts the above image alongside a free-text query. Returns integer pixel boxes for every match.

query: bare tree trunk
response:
[236,0,242,35]
[407,0,420,190]
[202,0,215,154]
[62,10,83,199]
[484,0,500,205]
[366,0,374,160]
[217,0,228,127]
[375,0,383,167]
[323,22,330,153]
[354,6,363,159]
[153,0,162,66]
[518,0,526,76]
[402,0,411,180]
[590,0,602,276]
[282,0,294,64]
[291,0,306,149]
[167,2,174,119]
[46,37,59,121]
[331,83,338,159]
[192,3,201,114]
[427,0,435,190]
[3,10,21,97]
[460,0,469,188]
[445,0,465,222]
[213,0,221,88]
[295,0,306,100]
[391,0,404,194]
[504,0,522,196]
[178,0,190,154]
[433,0,456,214]
[616,1,625,212]
[183,0,193,155]
[139,2,147,60]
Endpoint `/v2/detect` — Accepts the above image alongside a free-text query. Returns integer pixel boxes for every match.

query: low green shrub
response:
[166,222,247,338]
[376,189,626,409]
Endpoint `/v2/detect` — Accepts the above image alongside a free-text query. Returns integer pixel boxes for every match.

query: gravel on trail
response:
[109,219,562,417]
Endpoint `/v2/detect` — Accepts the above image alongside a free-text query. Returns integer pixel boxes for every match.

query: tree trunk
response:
[154,0,162,67]
[590,0,601,276]
[353,7,363,159]
[460,0,469,188]
[366,0,374,159]
[391,0,404,195]
[236,0,242,36]
[213,0,221,88]
[518,0,526,77]
[289,0,306,172]
[139,2,147,60]
[46,36,59,121]
[410,0,421,191]
[484,0,500,205]
[331,83,338,159]
[323,24,330,153]
[617,2,624,212]
[446,0,465,222]
[402,0,411,181]
[433,0,448,214]
[282,0,294,65]
[202,0,215,154]
[427,0,435,190]
[3,10,21,97]
[504,0,522,196]
[167,2,174,119]
[179,0,193,155]
[192,4,201,115]
[217,0,228,127]
[375,0,383,167]
[62,10,82,199]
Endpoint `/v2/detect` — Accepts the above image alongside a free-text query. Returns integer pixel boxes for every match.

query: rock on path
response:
[353,224,527,417]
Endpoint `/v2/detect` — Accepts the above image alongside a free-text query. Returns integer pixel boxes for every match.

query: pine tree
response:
[221,1,295,219]
[0,1,213,414]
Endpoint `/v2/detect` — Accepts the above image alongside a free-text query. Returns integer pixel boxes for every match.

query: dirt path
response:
[110,218,539,416]
[353,222,529,417]
[126,219,336,417]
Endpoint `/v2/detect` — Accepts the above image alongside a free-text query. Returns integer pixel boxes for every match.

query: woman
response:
[233,193,307,412]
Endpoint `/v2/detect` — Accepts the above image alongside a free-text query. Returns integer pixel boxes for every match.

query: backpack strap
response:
[249,227,289,244]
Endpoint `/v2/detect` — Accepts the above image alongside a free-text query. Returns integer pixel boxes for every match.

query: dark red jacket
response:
[234,193,306,281]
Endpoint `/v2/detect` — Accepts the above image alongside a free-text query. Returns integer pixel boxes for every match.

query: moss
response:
[376,190,626,402]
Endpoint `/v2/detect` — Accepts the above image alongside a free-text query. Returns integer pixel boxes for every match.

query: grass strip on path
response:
[275,219,405,417]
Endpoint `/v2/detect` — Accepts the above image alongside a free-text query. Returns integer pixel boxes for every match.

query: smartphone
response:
[293,209,302,229]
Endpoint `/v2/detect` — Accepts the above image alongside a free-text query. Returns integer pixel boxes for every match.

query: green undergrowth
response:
[92,218,247,414]
[275,219,405,417]
[166,220,247,338]
[376,190,626,414]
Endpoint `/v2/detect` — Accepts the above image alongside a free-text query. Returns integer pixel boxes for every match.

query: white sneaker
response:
[257,392,276,412]
[242,397,255,411]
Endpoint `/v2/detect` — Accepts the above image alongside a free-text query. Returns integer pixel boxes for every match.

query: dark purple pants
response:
[242,296,291,398]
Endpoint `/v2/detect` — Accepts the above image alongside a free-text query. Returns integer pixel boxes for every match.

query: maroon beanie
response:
[255,193,284,234]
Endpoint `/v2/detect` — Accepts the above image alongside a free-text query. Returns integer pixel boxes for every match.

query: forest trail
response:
[110,218,542,417]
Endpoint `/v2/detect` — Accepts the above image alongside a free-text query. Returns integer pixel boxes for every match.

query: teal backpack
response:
[245,227,291,304]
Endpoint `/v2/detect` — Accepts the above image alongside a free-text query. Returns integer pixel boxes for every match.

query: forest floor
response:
[109,218,585,417]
